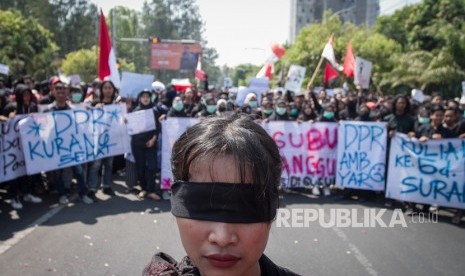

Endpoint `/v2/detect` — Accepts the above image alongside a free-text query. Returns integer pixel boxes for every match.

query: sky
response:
[91,0,423,67]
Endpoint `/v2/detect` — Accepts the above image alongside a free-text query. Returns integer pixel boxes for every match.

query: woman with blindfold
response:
[143,114,298,275]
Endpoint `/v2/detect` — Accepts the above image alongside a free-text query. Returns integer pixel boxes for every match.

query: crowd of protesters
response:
[1,74,464,224]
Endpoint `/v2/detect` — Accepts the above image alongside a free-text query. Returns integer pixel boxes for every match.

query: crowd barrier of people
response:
[1,74,464,224]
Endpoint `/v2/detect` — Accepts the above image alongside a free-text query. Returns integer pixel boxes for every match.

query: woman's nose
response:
[207,223,239,247]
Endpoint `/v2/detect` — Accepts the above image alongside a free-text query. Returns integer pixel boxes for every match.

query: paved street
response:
[1,178,464,276]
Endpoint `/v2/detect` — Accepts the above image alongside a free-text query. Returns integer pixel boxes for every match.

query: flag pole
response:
[306,56,324,92]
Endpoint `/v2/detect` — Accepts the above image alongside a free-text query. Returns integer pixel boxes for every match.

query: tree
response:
[61,47,97,82]
[0,10,58,80]
[283,11,402,91]
[230,64,261,87]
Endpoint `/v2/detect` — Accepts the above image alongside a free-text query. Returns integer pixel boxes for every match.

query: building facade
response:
[289,0,380,43]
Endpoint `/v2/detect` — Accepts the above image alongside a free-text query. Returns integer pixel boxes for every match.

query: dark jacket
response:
[130,104,160,148]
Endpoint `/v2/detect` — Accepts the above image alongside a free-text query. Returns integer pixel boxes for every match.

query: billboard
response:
[150,43,202,70]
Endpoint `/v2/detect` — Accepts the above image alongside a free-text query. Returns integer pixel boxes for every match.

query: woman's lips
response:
[205,254,240,268]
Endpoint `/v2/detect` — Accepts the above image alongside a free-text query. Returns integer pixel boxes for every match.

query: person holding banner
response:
[4,84,43,209]
[143,114,298,276]
[267,99,289,121]
[86,81,119,200]
[131,90,161,201]
[385,95,416,139]
[43,82,94,205]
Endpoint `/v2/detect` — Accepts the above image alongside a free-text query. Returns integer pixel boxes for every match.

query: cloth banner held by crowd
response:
[1,116,27,183]
[336,121,387,191]
[386,133,465,210]
[262,122,338,188]
[19,104,130,175]
[161,118,200,189]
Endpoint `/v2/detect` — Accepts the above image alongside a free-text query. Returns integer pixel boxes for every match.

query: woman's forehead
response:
[188,155,251,183]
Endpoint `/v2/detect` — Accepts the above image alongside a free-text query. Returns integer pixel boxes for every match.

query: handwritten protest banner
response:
[19,104,130,174]
[161,118,200,189]
[1,116,27,183]
[284,65,306,92]
[262,122,338,188]
[336,121,387,191]
[126,109,156,135]
[120,72,154,98]
[386,133,465,210]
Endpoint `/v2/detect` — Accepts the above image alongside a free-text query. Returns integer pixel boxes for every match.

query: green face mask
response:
[71,93,82,103]
[263,109,273,115]
[290,108,298,117]
[151,95,157,102]
[173,102,184,112]
[206,105,217,114]
[276,107,286,116]
[248,101,258,108]
[418,116,430,124]
[323,111,335,119]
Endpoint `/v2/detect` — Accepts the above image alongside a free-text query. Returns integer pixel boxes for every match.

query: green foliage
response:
[282,0,465,96]
[61,47,97,83]
[0,9,58,80]
[230,64,261,87]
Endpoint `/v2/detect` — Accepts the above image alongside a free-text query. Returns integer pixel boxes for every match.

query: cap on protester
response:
[139,89,152,97]
[49,76,62,86]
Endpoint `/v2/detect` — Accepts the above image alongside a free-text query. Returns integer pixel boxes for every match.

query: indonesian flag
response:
[256,43,286,79]
[321,34,343,71]
[195,55,206,81]
[98,10,120,87]
[324,62,339,87]
[256,63,273,79]
[343,42,355,78]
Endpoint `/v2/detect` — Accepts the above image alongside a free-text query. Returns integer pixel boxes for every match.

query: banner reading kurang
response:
[19,104,130,174]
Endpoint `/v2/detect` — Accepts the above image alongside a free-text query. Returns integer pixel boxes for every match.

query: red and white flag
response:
[321,34,343,71]
[256,63,273,79]
[98,10,120,87]
[324,62,339,87]
[343,42,355,78]
[256,43,286,79]
[195,55,206,81]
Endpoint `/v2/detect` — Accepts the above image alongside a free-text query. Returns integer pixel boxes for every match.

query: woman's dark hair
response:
[171,114,282,215]
[99,80,118,103]
[391,95,411,115]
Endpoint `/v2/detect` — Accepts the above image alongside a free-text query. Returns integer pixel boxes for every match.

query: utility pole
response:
[111,9,117,56]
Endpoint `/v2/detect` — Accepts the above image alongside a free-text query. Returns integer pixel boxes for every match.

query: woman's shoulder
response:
[259,254,301,276]
[143,252,200,276]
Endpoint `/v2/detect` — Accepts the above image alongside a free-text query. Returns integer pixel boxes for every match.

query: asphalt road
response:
[1,178,464,276]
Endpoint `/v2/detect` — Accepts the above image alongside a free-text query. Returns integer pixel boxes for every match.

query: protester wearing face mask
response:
[260,98,274,120]
[239,93,261,119]
[130,90,162,201]
[195,96,217,118]
[268,100,289,121]
[167,96,187,117]
[288,102,300,121]
[318,104,337,122]
[70,85,85,105]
